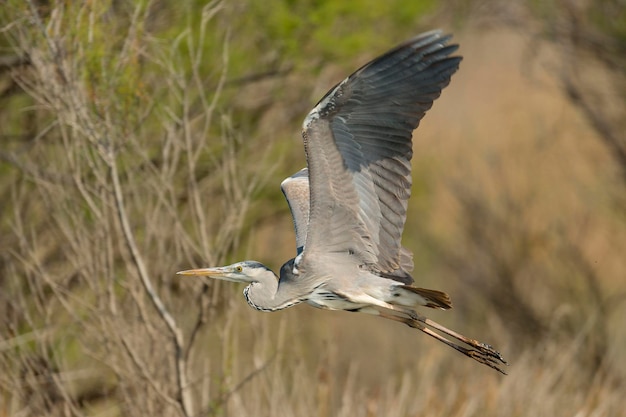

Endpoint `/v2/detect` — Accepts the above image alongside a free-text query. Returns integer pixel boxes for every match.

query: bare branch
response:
[109,155,194,417]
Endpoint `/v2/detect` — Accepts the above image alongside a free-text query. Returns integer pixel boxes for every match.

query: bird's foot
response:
[471,341,507,366]
[464,344,508,374]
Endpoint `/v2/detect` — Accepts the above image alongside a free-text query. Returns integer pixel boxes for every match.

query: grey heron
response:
[178,30,507,373]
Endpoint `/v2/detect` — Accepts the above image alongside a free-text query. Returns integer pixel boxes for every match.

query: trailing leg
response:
[376,308,508,374]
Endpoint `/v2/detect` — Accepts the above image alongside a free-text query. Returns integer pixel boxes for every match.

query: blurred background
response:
[1,0,625,416]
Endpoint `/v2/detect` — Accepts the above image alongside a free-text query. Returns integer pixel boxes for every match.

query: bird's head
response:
[177,261,276,284]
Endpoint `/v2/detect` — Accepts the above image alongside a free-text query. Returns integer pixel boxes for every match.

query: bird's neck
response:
[243,279,303,312]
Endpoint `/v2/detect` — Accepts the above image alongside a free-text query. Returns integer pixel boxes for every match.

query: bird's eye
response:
[235,265,243,272]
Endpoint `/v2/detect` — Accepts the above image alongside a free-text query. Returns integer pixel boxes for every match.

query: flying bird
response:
[178,30,507,373]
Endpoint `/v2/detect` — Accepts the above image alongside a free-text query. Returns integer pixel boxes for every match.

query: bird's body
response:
[179,30,507,373]
[240,255,449,313]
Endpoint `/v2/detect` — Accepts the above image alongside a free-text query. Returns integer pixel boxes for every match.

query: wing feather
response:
[280,169,310,254]
[300,30,461,283]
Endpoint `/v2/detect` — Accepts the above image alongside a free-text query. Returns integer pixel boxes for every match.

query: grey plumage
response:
[280,169,309,255]
[178,30,507,373]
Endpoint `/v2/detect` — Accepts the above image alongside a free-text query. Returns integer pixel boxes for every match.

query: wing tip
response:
[399,29,459,55]
[280,168,309,189]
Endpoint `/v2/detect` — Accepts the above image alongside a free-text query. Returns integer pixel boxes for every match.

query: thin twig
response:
[202,354,276,416]
[120,336,185,413]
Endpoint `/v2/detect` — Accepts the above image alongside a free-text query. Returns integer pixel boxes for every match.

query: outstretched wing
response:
[300,30,461,283]
[281,168,415,275]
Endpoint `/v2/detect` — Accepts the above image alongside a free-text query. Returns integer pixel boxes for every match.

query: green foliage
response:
[242,0,436,66]
[590,0,626,44]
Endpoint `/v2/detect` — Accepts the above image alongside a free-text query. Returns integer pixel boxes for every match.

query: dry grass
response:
[1,2,625,417]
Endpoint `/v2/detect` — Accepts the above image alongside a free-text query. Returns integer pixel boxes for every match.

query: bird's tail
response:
[400,286,452,310]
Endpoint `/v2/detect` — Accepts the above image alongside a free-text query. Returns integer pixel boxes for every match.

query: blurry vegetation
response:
[1,0,625,416]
